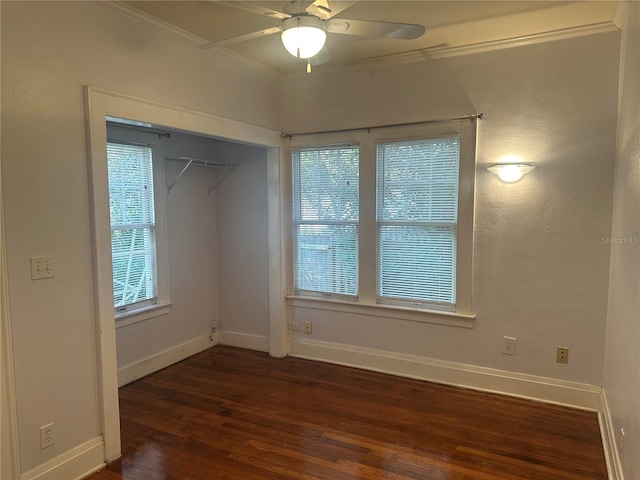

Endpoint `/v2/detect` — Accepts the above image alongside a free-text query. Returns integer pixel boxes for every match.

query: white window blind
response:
[292,144,359,297]
[376,136,460,308]
[107,141,158,311]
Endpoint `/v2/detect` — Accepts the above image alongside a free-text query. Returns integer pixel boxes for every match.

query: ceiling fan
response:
[200,0,426,72]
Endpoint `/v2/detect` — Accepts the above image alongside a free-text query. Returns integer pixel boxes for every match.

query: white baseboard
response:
[118,332,218,387]
[218,331,269,352]
[290,338,602,411]
[600,390,624,480]
[21,436,105,480]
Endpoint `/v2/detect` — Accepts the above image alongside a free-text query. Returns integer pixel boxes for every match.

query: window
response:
[292,144,359,298]
[377,136,460,310]
[106,126,170,317]
[107,142,158,311]
[288,120,475,321]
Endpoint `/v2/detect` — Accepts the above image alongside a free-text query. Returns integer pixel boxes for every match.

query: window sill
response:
[115,302,174,329]
[286,295,475,328]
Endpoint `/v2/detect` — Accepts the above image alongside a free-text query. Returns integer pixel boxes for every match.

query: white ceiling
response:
[122,1,621,74]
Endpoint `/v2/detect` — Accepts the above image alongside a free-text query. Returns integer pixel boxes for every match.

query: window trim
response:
[106,125,171,320]
[285,120,476,321]
[291,142,360,299]
[375,134,461,310]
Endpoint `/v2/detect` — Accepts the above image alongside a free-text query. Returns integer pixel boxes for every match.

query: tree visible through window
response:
[107,142,158,311]
[292,144,359,297]
[289,123,475,316]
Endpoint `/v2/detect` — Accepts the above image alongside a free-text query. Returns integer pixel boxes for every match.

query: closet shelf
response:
[165,156,235,192]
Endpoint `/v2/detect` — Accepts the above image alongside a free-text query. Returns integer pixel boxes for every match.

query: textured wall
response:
[604,2,640,478]
[282,31,619,385]
[1,1,279,472]
[215,142,270,344]
[114,131,219,370]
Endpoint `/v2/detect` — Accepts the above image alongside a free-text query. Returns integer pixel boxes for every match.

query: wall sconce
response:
[487,164,535,183]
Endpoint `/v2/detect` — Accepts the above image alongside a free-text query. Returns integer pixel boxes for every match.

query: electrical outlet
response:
[502,336,517,355]
[556,347,569,364]
[304,321,312,334]
[288,321,299,331]
[31,256,54,280]
[40,423,54,449]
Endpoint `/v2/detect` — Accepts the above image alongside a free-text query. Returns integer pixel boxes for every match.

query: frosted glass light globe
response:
[281,16,326,59]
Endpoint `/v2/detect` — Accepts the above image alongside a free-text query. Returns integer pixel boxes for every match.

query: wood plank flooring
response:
[89,346,608,480]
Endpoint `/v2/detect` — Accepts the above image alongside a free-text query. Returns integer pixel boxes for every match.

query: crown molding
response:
[96,2,618,80]
[613,1,630,30]
[429,21,620,59]
[94,1,282,78]
[284,20,619,79]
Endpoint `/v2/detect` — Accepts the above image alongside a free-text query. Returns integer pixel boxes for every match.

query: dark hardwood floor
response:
[89,345,608,480]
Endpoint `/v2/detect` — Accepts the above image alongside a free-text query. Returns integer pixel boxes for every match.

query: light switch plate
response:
[31,256,54,280]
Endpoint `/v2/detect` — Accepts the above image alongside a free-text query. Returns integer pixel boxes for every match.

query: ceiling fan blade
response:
[199,27,282,50]
[216,1,290,20]
[323,1,357,19]
[327,18,425,40]
[305,0,332,19]
[283,1,316,16]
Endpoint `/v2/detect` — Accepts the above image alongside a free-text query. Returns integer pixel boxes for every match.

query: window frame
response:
[285,120,476,326]
[375,134,461,311]
[106,126,171,323]
[291,142,360,300]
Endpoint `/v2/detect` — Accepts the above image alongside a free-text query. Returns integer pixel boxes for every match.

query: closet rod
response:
[166,157,231,192]
[166,157,229,169]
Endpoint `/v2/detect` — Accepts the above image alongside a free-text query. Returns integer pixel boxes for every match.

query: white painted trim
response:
[115,302,173,328]
[94,1,281,78]
[600,390,624,480]
[98,1,618,79]
[290,338,602,411]
[428,22,619,59]
[20,436,105,480]
[1,148,21,480]
[118,332,217,387]
[218,331,270,353]
[84,85,284,462]
[267,146,287,358]
[613,1,630,30]
[285,22,619,79]
[287,296,474,328]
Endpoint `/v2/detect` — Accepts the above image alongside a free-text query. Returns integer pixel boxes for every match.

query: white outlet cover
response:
[502,336,517,355]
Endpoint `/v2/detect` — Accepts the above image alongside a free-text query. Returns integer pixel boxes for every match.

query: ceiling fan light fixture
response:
[281,15,326,59]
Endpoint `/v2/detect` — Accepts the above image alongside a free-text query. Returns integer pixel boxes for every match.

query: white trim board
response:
[218,331,270,353]
[284,22,619,78]
[20,437,105,480]
[118,332,218,387]
[289,338,602,411]
[98,1,618,79]
[95,1,280,78]
[600,390,624,480]
[85,85,285,462]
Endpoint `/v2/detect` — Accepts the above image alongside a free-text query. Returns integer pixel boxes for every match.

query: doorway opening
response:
[85,86,286,462]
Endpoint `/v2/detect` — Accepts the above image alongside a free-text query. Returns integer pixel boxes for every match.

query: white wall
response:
[115,132,219,371]
[282,31,619,386]
[604,2,640,478]
[215,142,270,351]
[1,1,279,473]
[0,0,626,476]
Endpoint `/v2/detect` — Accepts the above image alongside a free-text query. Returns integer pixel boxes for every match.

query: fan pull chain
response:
[307,59,312,74]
